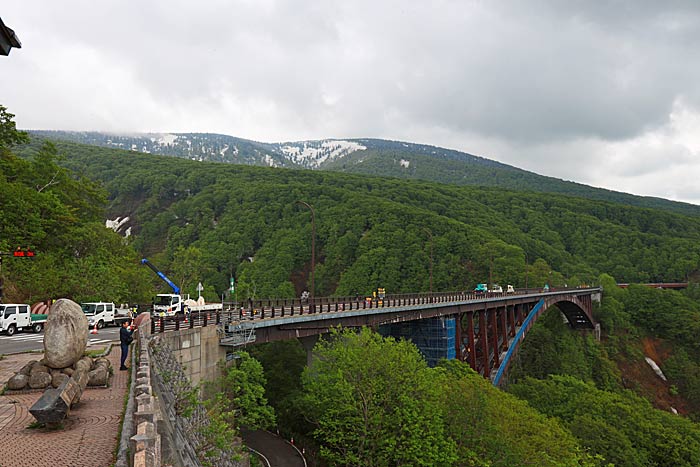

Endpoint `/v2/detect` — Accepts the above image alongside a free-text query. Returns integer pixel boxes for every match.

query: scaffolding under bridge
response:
[219,321,257,347]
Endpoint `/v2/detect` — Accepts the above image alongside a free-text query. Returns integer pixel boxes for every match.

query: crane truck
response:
[141,258,222,318]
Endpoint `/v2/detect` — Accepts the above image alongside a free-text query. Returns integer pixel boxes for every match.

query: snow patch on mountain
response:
[158,134,178,146]
[645,357,667,381]
[106,217,131,237]
[148,133,179,146]
[280,140,366,168]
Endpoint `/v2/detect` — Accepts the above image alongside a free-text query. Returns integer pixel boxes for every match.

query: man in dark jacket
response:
[119,320,134,370]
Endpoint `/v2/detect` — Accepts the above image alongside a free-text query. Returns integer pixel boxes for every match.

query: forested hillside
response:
[6,108,700,465]
[29,131,700,217]
[15,137,700,303]
[0,107,150,303]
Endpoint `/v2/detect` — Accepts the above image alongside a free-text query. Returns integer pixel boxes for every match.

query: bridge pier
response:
[465,311,476,369]
[298,335,319,367]
[479,311,489,377]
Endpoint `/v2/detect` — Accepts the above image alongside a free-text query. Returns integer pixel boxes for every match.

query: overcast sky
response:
[3,1,700,204]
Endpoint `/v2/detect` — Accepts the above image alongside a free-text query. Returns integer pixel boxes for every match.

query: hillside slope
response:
[29,130,700,217]
[16,137,700,302]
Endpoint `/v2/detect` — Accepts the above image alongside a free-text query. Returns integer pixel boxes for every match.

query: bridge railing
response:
[148,287,598,334]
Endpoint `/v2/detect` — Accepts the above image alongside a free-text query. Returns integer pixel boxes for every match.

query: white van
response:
[81,302,115,329]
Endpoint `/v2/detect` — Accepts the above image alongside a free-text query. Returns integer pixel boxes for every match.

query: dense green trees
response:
[510,375,700,467]
[302,328,456,466]
[299,328,600,467]
[0,107,151,303]
[7,108,700,465]
[15,135,700,305]
[208,351,275,430]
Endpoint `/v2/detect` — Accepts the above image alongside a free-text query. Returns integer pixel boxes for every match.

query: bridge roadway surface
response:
[151,287,597,333]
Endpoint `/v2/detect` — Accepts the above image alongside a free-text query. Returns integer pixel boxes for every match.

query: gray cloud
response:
[3,1,700,203]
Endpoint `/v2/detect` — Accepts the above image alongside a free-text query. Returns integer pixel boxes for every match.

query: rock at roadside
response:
[44,299,88,369]
[7,373,29,390]
[30,362,49,375]
[88,367,109,386]
[52,373,69,388]
[18,361,37,376]
[28,371,52,389]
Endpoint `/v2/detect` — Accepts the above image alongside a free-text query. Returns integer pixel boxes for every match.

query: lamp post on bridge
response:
[524,252,529,289]
[423,228,433,294]
[297,200,316,306]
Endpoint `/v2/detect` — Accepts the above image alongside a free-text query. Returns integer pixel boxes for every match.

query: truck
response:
[474,283,488,294]
[141,258,222,319]
[81,302,132,329]
[0,303,47,335]
[151,294,223,318]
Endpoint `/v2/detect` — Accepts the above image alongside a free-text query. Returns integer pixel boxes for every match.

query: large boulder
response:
[44,299,88,369]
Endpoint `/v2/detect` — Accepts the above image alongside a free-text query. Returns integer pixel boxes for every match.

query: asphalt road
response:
[0,325,120,355]
[241,429,306,467]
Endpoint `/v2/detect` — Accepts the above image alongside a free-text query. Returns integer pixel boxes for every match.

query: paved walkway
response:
[0,345,128,467]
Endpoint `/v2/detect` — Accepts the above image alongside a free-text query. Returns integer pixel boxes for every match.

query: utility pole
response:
[423,228,433,294]
[297,200,316,305]
[524,252,529,289]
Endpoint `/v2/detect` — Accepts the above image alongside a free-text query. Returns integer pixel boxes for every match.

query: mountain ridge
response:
[28,130,700,217]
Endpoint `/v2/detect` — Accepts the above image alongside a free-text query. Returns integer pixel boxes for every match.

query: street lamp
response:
[297,200,316,305]
[524,251,529,289]
[423,228,433,294]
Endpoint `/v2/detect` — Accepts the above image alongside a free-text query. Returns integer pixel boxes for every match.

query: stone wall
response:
[117,319,234,467]
[159,324,227,387]
[115,315,163,467]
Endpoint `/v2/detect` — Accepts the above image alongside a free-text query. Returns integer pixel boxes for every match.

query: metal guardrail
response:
[148,288,601,337]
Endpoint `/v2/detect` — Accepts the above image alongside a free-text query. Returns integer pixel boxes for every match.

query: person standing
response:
[119,320,134,370]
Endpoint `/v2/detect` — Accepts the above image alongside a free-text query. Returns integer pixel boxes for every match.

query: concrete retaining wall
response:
[159,325,227,387]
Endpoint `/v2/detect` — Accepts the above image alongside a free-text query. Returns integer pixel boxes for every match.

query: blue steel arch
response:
[492,294,595,386]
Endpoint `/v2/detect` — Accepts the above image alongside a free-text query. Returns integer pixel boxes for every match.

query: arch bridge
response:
[152,287,600,386]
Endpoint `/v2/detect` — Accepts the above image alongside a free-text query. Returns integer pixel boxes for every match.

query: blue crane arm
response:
[141,258,181,294]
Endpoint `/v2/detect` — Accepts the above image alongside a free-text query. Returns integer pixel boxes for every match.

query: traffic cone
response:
[91,323,98,334]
